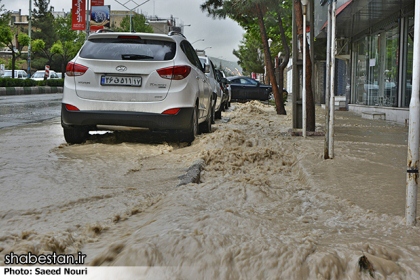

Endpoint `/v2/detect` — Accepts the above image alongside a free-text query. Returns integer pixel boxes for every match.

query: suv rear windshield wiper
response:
[121,54,154,60]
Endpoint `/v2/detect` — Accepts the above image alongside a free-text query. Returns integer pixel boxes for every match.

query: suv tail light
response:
[66,62,88,77]
[162,108,181,115]
[157,66,191,80]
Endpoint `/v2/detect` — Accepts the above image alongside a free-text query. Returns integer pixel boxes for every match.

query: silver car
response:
[2,70,28,79]
[199,56,224,121]
[61,32,213,144]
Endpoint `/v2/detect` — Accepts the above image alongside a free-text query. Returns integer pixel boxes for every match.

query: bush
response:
[0,78,64,87]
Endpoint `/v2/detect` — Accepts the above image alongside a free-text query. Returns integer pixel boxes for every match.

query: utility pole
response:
[328,0,336,159]
[301,0,308,137]
[86,0,90,39]
[406,0,420,226]
[27,0,32,78]
[323,1,331,159]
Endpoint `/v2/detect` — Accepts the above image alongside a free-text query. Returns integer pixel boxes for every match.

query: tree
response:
[233,34,265,75]
[293,0,315,131]
[32,38,56,67]
[32,0,57,68]
[114,14,154,33]
[0,0,10,26]
[0,25,30,77]
[201,0,287,115]
[53,13,85,74]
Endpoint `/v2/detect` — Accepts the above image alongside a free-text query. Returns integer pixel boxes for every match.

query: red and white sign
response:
[72,0,86,30]
[44,65,50,79]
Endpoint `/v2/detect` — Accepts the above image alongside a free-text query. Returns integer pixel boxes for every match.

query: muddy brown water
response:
[0,101,419,279]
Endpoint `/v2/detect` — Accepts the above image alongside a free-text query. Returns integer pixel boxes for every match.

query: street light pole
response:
[301,0,308,137]
[191,39,204,44]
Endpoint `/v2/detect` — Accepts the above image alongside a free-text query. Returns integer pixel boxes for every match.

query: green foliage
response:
[200,0,293,73]
[0,77,64,87]
[233,34,264,73]
[31,0,57,66]
[36,78,64,87]
[0,0,10,26]
[114,14,154,33]
[0,77,37,87]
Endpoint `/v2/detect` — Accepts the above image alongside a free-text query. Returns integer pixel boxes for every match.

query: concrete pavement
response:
[298,106,418,221]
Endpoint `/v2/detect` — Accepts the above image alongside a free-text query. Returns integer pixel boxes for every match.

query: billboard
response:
[71,0,86,30]
[90,5,111,31]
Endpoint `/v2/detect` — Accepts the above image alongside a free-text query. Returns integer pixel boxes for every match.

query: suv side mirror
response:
[204,64,210,73]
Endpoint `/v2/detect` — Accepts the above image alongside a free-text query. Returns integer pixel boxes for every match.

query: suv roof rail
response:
[168,31,186,38]
[96,29,114,33]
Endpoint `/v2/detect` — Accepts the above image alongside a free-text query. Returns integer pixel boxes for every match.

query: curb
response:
[0,87,63,96]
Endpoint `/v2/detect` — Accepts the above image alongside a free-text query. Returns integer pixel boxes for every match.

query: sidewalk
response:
[298,106,416,219]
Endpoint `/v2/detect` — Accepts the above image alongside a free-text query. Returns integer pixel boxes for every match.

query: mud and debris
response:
[0,100,419,279]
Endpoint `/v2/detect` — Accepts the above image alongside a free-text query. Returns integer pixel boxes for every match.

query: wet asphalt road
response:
[0,93,62,129]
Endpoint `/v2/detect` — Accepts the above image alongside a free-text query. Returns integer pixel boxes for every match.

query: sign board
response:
[90,5,111,31]
[72,0,86,30]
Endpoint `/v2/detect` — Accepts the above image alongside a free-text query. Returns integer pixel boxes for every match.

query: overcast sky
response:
[4,0,245,62]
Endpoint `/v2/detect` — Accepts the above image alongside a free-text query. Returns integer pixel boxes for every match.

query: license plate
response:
[101,75,142,86]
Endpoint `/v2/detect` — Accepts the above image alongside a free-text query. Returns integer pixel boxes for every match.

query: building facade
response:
[313,0,415,123]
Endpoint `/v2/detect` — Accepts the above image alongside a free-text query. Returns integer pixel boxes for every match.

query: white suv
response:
[61,32,213,144]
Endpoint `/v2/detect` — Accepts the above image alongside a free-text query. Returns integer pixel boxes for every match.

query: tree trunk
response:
[276,8,291,113]
[294,0,315,131]
[256,4,286,115]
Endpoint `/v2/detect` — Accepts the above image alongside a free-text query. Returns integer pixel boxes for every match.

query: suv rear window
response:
[79,37,176,61]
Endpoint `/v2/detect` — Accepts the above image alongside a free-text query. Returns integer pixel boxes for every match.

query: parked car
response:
[227,76,273,101]
[61,31,213,144]
[1,70,28,79]
[215,69,230,110]
[31,70,60,81]
[199,55,224,121]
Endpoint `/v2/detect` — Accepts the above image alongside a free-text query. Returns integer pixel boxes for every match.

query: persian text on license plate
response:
[101,76,142,86]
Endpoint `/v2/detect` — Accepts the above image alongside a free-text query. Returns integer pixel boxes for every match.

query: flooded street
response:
[1,101,420,279]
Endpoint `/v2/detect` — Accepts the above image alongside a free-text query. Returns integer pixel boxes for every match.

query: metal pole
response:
[324,1,331,159]
[27,0,32,78]
[86,0,90,39]
[406,0,420,226]
[130,12,132,32]
[302,3,307,137]
[328,0,336,159]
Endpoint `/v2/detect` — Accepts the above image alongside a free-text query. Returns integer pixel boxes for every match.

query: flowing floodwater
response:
[1,101,419,279]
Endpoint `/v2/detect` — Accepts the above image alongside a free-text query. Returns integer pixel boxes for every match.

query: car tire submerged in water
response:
[211,94,216,124]
[179,105,198,144]
[63,126,89,144]
[215,105,222,120]
[199,98,212,134]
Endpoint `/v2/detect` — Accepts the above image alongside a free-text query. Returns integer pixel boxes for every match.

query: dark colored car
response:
[227,76,273,101]
[215,69,230,109]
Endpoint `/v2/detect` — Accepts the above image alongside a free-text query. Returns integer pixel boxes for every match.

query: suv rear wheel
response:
[63,126,89,144]
[179,105,198,143]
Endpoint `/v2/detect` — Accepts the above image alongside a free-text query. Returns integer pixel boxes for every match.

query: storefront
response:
[313,0,415,124]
